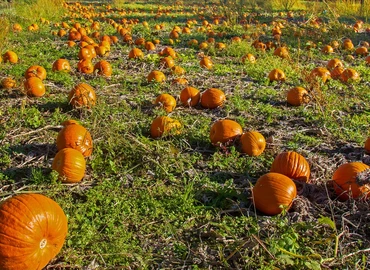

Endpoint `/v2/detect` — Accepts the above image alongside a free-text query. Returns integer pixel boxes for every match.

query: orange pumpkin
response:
[150,116,181,138]
[200,88,226,109]
[24,77,45,97]
[158,47,177,58]
[321,45,334,54]
[94,60,112,77]
[253,172,297,215]
[2,51,18,64]
[330,66,344,80]
[268,68,286,82]
[327,58,343,71]
[273,47,289,59]
[78,47,93,60]
[52,148,86,183]
[147,70,166,83]
[77,59,94,74]
[355,46,368,56]
[240,131,266,156]
[56,120,93,157]
[52,59,71,72]
[145,41,156,51]
[310,67,331,83]
[241,53,256,63]
[24,65,47,80]
[160,56,175,69]
[365,137,370,153]
[1,77,16,89]
[128,47,144,59]
[332,162,370,200]
[210,119,243,145]
[339,68,360,83]
[287,87,310,106]
[154,93,176,113]
[0,193,68,270]
[68,83,96,109]
[200,56,213,69]
[180,86,200,107]
[172,78,188,85]
[270,151,310,182]
[171,65,186,76]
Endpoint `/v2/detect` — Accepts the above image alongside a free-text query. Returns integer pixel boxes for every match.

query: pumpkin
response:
[210,119,243,145]
[180,86,200,107]
[57,120,93,157]
[1,77,16,89]
[24,77,45,97]
[310,67,331,83]
[78,47,93,60]
[332,162,370,200]
[160,56,175,69]
[84,45,97,59]
[147,70,166,83]
[172,78,188,85]
[241,53,256,63]
[128,48,144,59]
[145,41,156,51]
[273,47,289,59]
[150,116,181,138]
[321,45,334,54]
[268,68,286,82]
[158,47,177,58]
[270,151,310,182]
[94,60,112,77]
[134,37,146,46]
[171,65,186,76]
[68,83,96,109]
[355,46,368,56]
[77,59,94,74]
[330,66,344,80]
[68,30,82,41]
[200,88,226,109]
[287,86,310,106]
[240,131,266,156]
[25,65,47,81]
[2,51,18,64]
[253,172,297,215]
[365,137,370,153]
[154,93,176,113]
[0,193,68,270]
[52,148,86,183]
[12,23,22,32]
[52,59,71,72]
[339,68,360,83]
[200,56,213,69]
[366,55,370,65]
[343,39,354,50]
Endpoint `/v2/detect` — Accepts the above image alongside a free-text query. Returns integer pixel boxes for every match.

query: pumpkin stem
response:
[40,238,47,249]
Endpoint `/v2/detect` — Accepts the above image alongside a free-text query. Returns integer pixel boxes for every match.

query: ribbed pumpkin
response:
[326,58,343,71]
[180,86,200,107]
[68,83,96,109]
[77,59,94,74]
[268,68,286,82]
[270,151,310,182]
[2,51,18,64]
[332,162,370,200]
[0,193,68,270]
[56,120,93,157]
[253,172,297,215]
[52,59,71,72]
[128,47,144,59]
[94,60,112,77]
[310,67,331,83]
[24,77,46,97]
[52,148,86,183]
[210,119,242,145]
[147,70,166,83]
[24,65,47,81]
[154,93,176,113]
[200,88,226,109]
[150,116,181,138]
[240,131,266,156]
[287,86,310,106]
[339,68,360,83]
[1,77,16,89]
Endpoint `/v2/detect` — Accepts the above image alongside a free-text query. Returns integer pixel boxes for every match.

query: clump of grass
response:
[14,0,65,22]
[0,16,10,51]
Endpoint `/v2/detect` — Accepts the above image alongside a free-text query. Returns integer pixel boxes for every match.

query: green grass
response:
[0,0,370,269]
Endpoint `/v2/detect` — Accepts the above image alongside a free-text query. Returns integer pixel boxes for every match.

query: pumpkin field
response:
[0,0,369,268]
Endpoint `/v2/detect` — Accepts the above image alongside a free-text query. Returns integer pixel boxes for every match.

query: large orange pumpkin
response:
[310,67,331,83]
[154,93,176,113]
[24,77,46,97]
[0,194,68,270]
[147,70,166,83]
[270,151,310,182]
[332,162,370,200]
[240,131,266,156]
[210,119,243,145]
[180,86,200,107]
[52,148,86,183]
[200,88,226,109]
[24,65,47,81]
[150,116,181,138]
[56,120,93,157]
[287,86,310,106]
[253,172,297,215]
[94,60,112,77]
[268,68,286,82]
[68,83,96,109]
[52,59,71,72]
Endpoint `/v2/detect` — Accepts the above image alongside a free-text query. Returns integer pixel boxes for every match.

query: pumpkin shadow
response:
[36,100,70,114]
